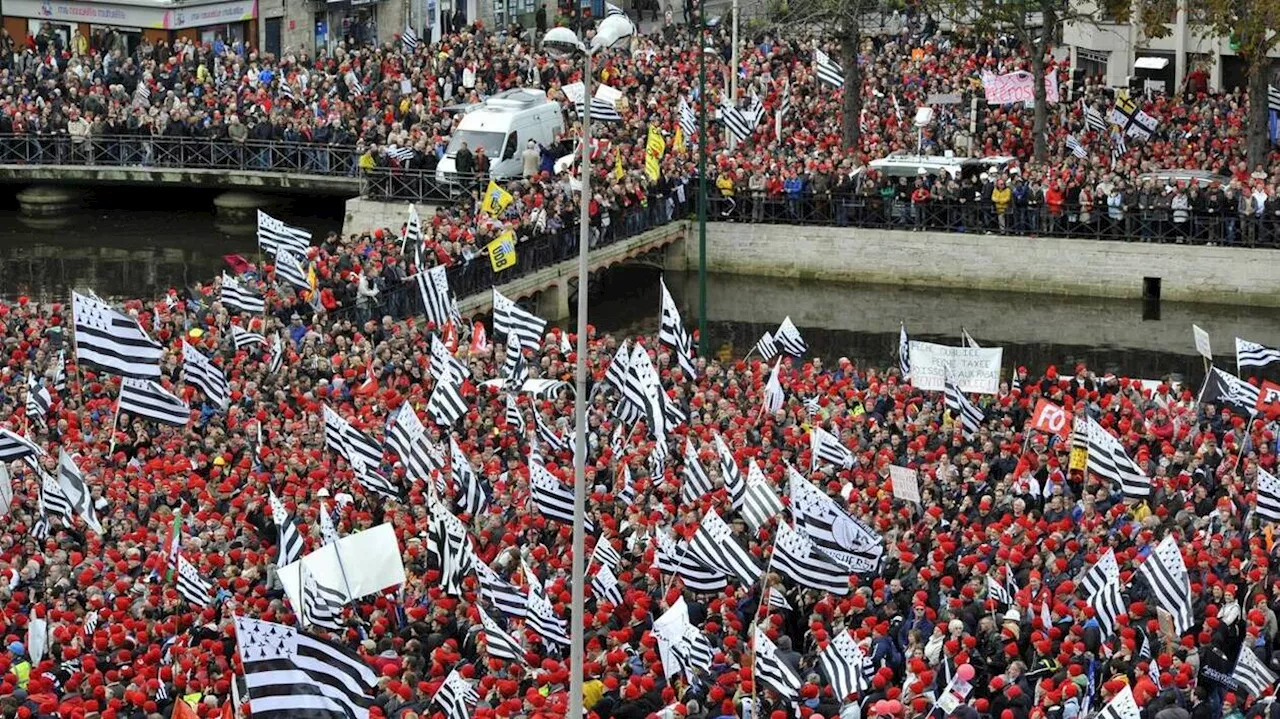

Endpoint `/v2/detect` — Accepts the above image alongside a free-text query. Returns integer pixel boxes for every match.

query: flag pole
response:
[747,545,778,719]
[107,395,123,456]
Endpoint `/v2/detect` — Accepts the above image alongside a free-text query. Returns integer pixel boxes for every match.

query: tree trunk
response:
[1247,56,1271,171]
[839,29,862,151]
[1029,37,1049,161]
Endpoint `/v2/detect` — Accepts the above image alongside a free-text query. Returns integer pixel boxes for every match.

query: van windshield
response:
[447,130,505,158]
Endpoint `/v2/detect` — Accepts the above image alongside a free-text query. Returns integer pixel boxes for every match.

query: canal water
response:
[1,190,1278,388]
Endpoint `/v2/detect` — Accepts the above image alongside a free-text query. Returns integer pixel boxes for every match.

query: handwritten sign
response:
[1192,324,1212,360]
[981,71,1059,105]
[888,465,920,504]
[907,341,1003,394]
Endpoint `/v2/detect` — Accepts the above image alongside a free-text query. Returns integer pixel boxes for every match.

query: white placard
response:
[907,341,1004,394]
[1193,324,1212,360]
[279,523,406,612]
[594,84,623,105]
[888,465,920,504]
[561,81,585,104]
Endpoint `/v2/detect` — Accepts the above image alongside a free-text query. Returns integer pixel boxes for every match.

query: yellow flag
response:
[644,125,666,182]
[673,125,685,153]
[487,229,517,273]
[481,180,513,217]
[613,149,624,180]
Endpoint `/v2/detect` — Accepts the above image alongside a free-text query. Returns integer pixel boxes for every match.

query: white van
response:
[868,152,1017,180]
[435,88,565,186]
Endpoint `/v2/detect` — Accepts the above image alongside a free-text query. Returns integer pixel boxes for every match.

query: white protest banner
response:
[907,341,1003,394]
[889,465,920,504]
[651,598,692,679]
[561,81,586,105]
[1193,324,1212,360]
[981,71,1059,105]
[594,84,623,106]
[279,523,406,612]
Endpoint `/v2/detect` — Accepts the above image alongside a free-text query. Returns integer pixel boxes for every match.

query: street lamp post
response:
[542,17,634,719]
[696,2,708,356]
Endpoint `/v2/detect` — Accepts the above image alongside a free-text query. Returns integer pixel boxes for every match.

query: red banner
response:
[1029,398,1072,438]
[1258,380,1280,419]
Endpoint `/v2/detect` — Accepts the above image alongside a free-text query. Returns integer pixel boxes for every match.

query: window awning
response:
[1134,56,1170,70]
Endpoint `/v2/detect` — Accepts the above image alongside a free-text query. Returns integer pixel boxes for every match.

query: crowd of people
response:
[3,9,1280,719]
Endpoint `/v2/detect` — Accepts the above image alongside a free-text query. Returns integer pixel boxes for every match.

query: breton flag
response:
[449,437,489,517]
[300,565,347,631]
[1136,535,1193,635]
[1237,337,1280,371]
[175,554,214,607]
[1232,643,1278,697]
[715,433,746,510]
[72,291,164,379]
[655,532,728,594]
[504,395,526,436]
[349,454,403,502]
[234,615,376,719]
[268,334,286,376]
[754,626,803,699]
[221,273,266,314]
[37,461,75,527]
[1089,576,1125,640]
[754,331,779,362]
[1198,366,1261,418]
[774,316,808,356]
[1269,84,1280,113]
[788,466,883,573]
[401,24,419,53]
[50,349,66,395]
[1083,101,1108,132]
[775,80,792,138]
[322,406,384,470]
[591,564,624,606]
[986,574,1013,605]
[268,489,306,567]
[679,96,697,140]
[1081,416,1150,500]
[811,426,854,471]
[604,338,631,394]
[230,324,267,350]
[500,334,528,392]
[478,606,526,662]
[430,334,469,384]
[576,95,624,123]
[492,288,547,354]
[318,501,339,546]
[534,411,567,454]
[57,450,103,534]
[763,357,785,414]
[117,377,189,427]
[473,561,528,619]
[402,203,423,251]
[1255,468,1280,524]
[591,538,622,570]
[257,210,312,257]
[669,624,714,684]
[529,460,575,525]
[899,323,911,379]
[1078,547,1121,599]
[765,587,793,611]
[742,460,783,532]
[624,342,672,444]
[432,669,478,719]
[273,249,311,291]
[720,97,755,144]
[813,48,845,88]
[182,341,229,410]
[25,374,51,426]
[525,571,571,647]
[416,265,455,330]
[771,521,851,594]
[1066,134,1088,159]
[386,404,441,483]
[658,277,698,378]
[427,495,474,597]
[1095,685,1142,719]
[820,630,869,702]
[426,372,467,427]
[688,508,763,586]
[681,438,713,504]
[943,372,983,436]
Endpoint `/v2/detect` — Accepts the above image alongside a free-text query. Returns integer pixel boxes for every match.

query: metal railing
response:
[712,193,1280,248]
[360,166,479,203]
[0,134,362,178]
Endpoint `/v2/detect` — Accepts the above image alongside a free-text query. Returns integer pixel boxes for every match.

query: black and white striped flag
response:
[623,343,668,443]
[37,461,75,527]
[50,349,66,395]
[525,573,570,647]
[132,82,150,108]
[433,669,478,719]
[715,433,746,510]
[449,437,489,517]
[119,378,190,426]
[182,340,229,410]
[386,404,439,483]
[616,464,636,505]
[268,489,305,566]
[720,98,755,144]
[1095,685,1142,719]
[1232,643,1278,697]
[176,554,214,607]
[811,426,853,470]
[591,538,621,570]
[428,495,474,597]
[774,316,807,356]
[402,203,423,252]
[1083,101,1108,132]
[655,532,728,594]
[681,438,713,504]
[658,277,698,378]
[575,95,624,122]
[986,573,1013,605]
[679,96,697,140]
[899,322,911,379]
[351,455,403,502]
[742,460,783,532]
[221,273,266,314]
[813,48,845,88]
[322,406,385,470]
[763,357,785,414]
[1136,535,1192,635]
[234,615,376,719]
[754,331,779,362]
[504,395,526,435]
[529,460,575,525]
[300,565,347,631]
[754,626,803,699]
[534,411,567,454]
[1066,134,1088,159]
[689,508,762,586]
[417,265,455,330]
[1110,131,1128,162]
[1081,416,1150,500]
[772,521,850,594]
[1256,468,1280,524]
[478,606,525,661]
[427,372,467,427]
[72,291,164,379]
[230,324,267,350]
[501,334,528,393]
[604,338,631,393]
[1079,548,1121,599]
[775,81,792,138]
[820,630,869,702]
[788,466,882,574]
[273,249,311,291]
[474,561,527,618]
[1089,576,1125,640]
[430,332,468,382]
[257,210,312,257]
[402,25,419,53]
[765,587,792,611]
[944,374,983,436]
[1237,337,1280,370]
[591,564,624,606]
[57,450,102,534]
[670,624,714,684]
[268,334,285,376]
[492,288,546,354]
[26,374,50,426]
[1269,84,1280,113]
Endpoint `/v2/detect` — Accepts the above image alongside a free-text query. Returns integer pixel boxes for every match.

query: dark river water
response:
[2,187,1278,388]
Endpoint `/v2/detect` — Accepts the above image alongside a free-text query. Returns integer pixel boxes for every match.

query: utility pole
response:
[697,0,708,355]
